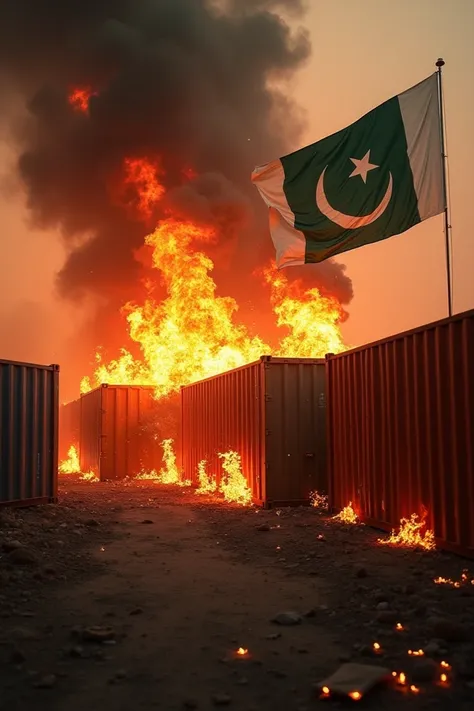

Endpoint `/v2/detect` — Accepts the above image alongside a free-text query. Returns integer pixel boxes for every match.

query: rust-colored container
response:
[0,358,59,506]
[59,397,81,460]
[181,356,327,507]
[78,385,171,480]
[326,309,474,557]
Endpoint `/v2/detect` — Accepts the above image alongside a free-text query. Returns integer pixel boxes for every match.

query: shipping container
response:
[78,384,174,480]
[0,358,59,507]
[59,397,81,460]
[326,309,474,557]
[181,356,327,507]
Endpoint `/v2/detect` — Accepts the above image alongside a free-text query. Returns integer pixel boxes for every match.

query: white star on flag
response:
[349,150,379,183]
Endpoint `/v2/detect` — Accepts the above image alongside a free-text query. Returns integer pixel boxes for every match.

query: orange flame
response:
[236,647,248,656]
[348,691,362,701]
[310,491,329,510]
[434,570,473,587]
[59,445,80,474]
[80,157,348,405]
[195,460,217,495]
[218,451,252,506]
[332,502,358,524]
[378,510,435,551]
[68,87,95,113]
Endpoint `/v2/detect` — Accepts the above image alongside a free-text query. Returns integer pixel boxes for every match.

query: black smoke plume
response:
[0,0,353,390]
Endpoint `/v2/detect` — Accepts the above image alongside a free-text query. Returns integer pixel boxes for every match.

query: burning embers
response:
[378,509,435,551]
[332,502,359,525]
[68,86,96,113]
[434,570,474,588]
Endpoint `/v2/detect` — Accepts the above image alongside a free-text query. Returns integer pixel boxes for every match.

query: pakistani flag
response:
[252,73,445,267]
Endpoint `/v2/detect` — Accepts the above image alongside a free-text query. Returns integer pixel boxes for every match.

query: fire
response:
[68,86,95,113]
[348,691,362,701]
[59,445,80,474]
[434,570,473,587]
[408,649,424,657]
[157,439,190,487]
[310,491,329,510]
[378,510,435,551]
[218,451,252,506]
[81,471,99,482]
[135,469,159,480]
[80,156,348,404]
[122,157,165,220]
[195,460,217,495]
[263,265,347,357]
[332,501,358,524]
[236,647,248,656]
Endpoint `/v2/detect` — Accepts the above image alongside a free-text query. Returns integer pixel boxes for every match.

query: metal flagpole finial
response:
[436,58,445,68]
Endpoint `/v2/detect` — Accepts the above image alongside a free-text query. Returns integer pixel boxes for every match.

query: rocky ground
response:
[0,477,473,710]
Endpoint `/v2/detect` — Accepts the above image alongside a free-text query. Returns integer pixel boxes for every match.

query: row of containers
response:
[2,309,473,557]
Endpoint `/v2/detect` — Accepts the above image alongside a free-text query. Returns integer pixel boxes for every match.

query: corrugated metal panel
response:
[79,385,165,480]
[327,309,474,557]
[59,397,81,460]
[0,359,59,506]
[181,356,327,507]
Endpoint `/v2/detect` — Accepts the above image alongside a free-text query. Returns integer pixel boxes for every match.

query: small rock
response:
[85,519,99,527]
[303,608,317,618]
[9,627,40,641]
[424,641,441,657]
[376,602,390,611]
[430,618,469,643]
[268,669,287,678]
[2,540,23,552]
[7,547,39,566]
[411,658,439,683]
[211,693,231,706]
[129,608,143,616]
[256,524,271,532]
[183,700,199,710]
[80,626,116,643]
[272,611,301,626]
[266,633,281,640]
[355,567,368,578]
[403,584,416,595]
[115,669,127,679]
[141,520,154,525]
[376,610,398,625]
[236,677,248,685]
[34,674,57,689]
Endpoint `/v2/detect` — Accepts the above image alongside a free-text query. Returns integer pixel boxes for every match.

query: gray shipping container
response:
[181,356,327,507]
[0,359,59,506]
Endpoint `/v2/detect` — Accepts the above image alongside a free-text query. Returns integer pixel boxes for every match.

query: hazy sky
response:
[0,0,472,372]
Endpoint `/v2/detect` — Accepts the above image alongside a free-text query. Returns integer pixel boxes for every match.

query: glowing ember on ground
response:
[395,623,404,631]
[218,451,252,506]
[408,649,424,657]
[310,491,329,510]
[439,673,449,685]
[236,647,248,656]
[378,510,435,551]
[393,672,407,686]
[81,471,99,482]
[348,691,362,701]
[434,570,473,587]
[332,502,358,524]
[440,661,451,670]
[321,686,330,697]
[410,685,420,694]
[372,642,381,653]
[68,87,96,112]
[80,157,348,401]
[157,439,190,486]
[59,445,80,474]
[195,460,217,495]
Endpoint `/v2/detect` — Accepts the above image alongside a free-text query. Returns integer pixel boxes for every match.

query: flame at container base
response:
[378,510,436,551]
[59,445,80,474]
[157,439,190,487]
[218,451,252,506]
[195,460,217,495]
[332,501,359,524]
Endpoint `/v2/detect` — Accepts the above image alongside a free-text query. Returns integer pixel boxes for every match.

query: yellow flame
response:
[218,451,252,506]
[332,501,358,524]
[81,471,99,482]
[59,445,80,474]
[156,438,190,486]
[195,460,217,495]
[309,491,329,510]
[135,469,160,480]
[378,510,435,551]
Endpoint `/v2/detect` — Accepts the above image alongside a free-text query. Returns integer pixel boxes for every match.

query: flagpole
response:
[435,57,453,318]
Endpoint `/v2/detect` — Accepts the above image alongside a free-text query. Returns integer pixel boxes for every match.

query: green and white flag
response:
[252,73,444,267]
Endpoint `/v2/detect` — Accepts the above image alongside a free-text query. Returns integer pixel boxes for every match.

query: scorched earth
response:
[1,478,474,711]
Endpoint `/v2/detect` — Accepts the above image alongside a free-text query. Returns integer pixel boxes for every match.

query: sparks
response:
[310,491,329,510]
[68,86,95,113]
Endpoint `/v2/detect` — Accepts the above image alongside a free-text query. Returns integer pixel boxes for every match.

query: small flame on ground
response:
[372,642,381,652]
[393,672,407,686]
[408,649,424,657]
[157,439,190,486]
[348,691,362,701]
[321,686,330,697]
[218,451,252,506]
[395,623,404,631]
[59,445,80,474]
[332,502,358,524]
[135,469,160,480]
[439,673,449,685]
[195,460,217,495]
[410,685,420,694]
[310,491,329,510]
[81,471,99,482]
[440,661,451,670]
[378,509,435,551]
[236,647,248,656]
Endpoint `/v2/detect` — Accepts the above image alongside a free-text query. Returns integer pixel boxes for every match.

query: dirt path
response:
[1,480,474,710]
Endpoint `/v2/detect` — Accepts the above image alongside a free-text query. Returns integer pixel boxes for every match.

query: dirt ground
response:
[1,479,474,711]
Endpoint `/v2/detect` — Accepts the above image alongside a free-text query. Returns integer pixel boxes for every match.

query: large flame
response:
[218,450,252,506]
[80,157,348,399]
[59,445,80,474]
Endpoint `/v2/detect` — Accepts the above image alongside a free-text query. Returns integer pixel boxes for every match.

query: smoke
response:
[0,0,353,376]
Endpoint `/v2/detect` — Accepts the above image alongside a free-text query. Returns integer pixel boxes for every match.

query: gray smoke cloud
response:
[0,0,353,367]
